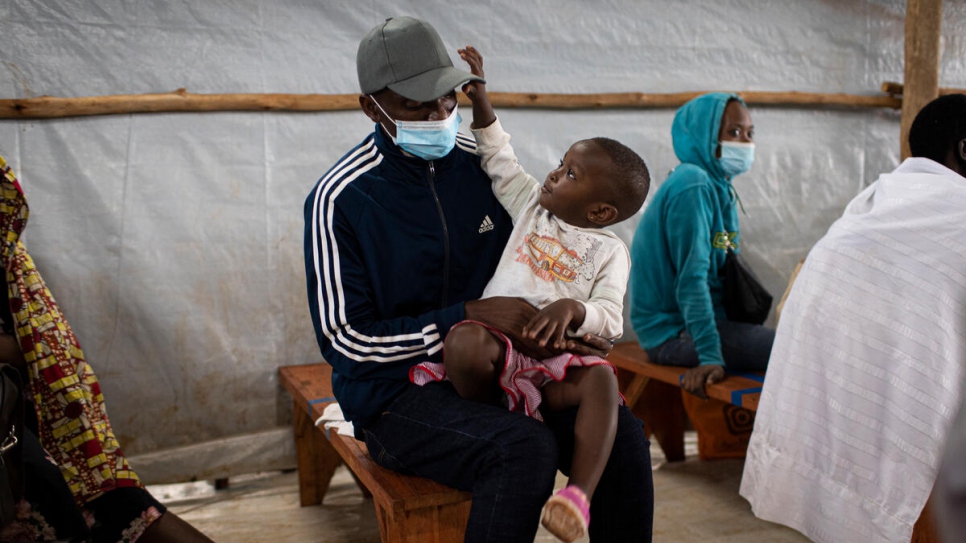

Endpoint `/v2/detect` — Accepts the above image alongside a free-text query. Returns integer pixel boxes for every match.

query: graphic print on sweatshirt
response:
[515,228,603,285]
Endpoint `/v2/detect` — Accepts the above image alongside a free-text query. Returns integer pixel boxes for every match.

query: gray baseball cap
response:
[357,16,484,102]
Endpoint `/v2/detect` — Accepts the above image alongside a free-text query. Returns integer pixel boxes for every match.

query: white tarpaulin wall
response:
[1,1,964,484]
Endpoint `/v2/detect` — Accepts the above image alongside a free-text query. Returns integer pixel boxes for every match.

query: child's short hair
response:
[587,137,651,222]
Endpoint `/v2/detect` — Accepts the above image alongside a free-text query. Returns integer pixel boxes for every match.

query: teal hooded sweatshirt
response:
[629,92,744,366]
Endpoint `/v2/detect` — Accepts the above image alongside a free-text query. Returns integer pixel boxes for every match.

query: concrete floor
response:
[150,432,810,543]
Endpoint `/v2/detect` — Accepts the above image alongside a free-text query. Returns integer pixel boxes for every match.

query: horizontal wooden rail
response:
[0,89,360,119]
[484,90,900,110]
[881,81,966,96]
[0,87,902,120]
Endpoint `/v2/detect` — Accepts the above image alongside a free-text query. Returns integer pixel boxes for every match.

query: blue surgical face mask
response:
[370,96,461,161]
[719,141,755,178]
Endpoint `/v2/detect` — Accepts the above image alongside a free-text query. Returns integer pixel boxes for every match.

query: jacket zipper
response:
[428,161,450,307]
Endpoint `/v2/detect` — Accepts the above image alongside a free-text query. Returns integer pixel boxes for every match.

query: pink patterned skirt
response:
[410,320,622,421]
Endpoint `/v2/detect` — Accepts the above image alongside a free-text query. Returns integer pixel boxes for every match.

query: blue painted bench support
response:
[607,341,763,462]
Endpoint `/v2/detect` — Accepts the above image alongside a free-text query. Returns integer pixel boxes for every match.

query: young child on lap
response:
[410,46,650,543]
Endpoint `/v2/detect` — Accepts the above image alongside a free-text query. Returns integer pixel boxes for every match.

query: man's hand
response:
[681,364,725,399]
[457,45,496,129]
[464,297,554,359]
[523,299,585,350]
[564,333,614,359]
[464,298,613,360]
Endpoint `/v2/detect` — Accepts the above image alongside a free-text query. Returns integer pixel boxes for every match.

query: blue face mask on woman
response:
[719,141,755,178]
[370,96,461,161]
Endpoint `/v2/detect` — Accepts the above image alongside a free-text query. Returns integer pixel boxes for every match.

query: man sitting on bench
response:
[302,16,654,543]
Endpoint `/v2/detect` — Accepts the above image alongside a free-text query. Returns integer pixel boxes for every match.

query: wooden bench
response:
[607,341,764,462]
[278,363,472,543]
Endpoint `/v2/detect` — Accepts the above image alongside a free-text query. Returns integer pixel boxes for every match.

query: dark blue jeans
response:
[646,319,775,371]
[362,381,653,543]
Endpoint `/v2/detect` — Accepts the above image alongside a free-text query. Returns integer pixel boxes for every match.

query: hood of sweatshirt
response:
[671,92,745,187]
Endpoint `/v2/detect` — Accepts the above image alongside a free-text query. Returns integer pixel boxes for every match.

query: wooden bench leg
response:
[622,373,650,407]
[293,399,343,506]
[436,501,473,542]
[350,469,374,499]
[632,379,687,462]
[377,500,472,543]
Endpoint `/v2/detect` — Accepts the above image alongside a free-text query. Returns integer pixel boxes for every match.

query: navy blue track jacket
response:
[304,125,513,432]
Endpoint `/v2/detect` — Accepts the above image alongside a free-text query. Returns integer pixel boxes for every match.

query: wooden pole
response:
[881,82,964,97]
[469,90,900,110]
[0,88,361,119]
[900,0,943,159]
[0,88,901,120]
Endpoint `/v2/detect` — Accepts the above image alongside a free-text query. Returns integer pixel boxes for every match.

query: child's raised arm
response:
[458,46,496,129]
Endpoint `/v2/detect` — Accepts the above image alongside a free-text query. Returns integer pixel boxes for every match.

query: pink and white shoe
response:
[541,485,590,542]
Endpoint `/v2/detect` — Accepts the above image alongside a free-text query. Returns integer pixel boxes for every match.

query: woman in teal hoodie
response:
[629,93,774,398]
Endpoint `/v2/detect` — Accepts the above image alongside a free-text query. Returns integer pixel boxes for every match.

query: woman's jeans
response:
[646,319,775,371]
[362,380,654,543]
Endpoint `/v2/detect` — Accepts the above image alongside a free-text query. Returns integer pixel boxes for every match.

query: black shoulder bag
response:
[720,236,773,325]
[0,362,24,527]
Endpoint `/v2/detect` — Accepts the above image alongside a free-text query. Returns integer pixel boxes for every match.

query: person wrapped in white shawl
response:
[740,93,966,543]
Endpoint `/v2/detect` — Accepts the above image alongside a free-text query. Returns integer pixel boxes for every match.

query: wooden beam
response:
[900,0,943,159]
[466,90,900,110]
[881,81,964,97]
[0,88,901,120]
[0,88,361,119]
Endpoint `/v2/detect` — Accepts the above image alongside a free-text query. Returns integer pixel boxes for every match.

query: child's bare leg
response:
[540,365,619,542]
[443,323,505,405]
[542,365,619,500]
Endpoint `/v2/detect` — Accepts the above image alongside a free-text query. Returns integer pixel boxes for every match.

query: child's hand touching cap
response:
[458,45,496,129]
[458,45,486,98]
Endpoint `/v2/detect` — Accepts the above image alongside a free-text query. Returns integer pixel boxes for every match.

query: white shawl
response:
[740,158,966,543]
